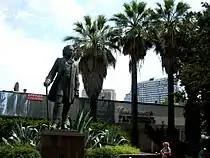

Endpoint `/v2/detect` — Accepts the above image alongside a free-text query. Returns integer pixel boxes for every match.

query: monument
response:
[43,45,80,129]
[41,45,84,158]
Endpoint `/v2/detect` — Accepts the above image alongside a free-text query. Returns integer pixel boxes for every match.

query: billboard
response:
[0,91,115,123]
[0,91,54,118]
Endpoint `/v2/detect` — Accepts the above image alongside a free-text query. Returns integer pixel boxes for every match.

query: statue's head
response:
[63,45,73,60]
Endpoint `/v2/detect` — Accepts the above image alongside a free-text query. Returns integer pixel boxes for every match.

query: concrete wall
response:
[69,98,185,126]
[113,100,184,126]
[0,91,185,127]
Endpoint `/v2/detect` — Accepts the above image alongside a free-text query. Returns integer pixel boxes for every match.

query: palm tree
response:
[64,15,119,121]
[111,0,152,147]
[148,0,190,138]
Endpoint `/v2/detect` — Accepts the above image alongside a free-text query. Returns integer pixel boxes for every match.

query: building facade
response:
[81,89,116,100]
[124,77,179,104]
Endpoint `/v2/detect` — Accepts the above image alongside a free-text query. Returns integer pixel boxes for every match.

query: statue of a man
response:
[44,45,80,129]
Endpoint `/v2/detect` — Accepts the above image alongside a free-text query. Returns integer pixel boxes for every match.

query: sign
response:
[27,94,44,101]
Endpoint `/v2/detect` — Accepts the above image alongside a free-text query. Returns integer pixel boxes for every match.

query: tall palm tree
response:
[64,15,119,121]
[111,0,152,147]
[148,0,190,139]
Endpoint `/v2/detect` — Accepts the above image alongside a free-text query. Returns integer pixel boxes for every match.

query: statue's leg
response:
[61,97,71,129]
[52,95,63,129]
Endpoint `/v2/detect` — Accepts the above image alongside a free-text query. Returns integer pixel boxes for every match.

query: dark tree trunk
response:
[131,56,139,147]
[167,67,181,158]
[90,95,97,122]
[184,86,200,158]
[184,96,200,158]
[168,68,175,131]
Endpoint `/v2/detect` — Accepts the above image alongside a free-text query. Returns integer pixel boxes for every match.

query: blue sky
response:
[0,0,206,100]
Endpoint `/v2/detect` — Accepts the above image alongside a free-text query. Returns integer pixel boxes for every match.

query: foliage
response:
[162,91,186,105]
[0,144,41,158]
[88,121,129,140]
[176,1,210,134]
[110,0,152,70]
[85,127,104,149]
[86,121,129,148]
[86,145,140,158]
[68,110,92,133]
[100,128,128,146]
[148,0,191,73]
[171,2,210,156]
[67,110,103,149]
[0,117,48,143]
[85,127,128,149]
[2,122,47,148]
[67,111,129,149]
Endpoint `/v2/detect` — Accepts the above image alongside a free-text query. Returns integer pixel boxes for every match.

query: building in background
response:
[81,89,116,100]
[124,77,179,104]
[124,93,131,102]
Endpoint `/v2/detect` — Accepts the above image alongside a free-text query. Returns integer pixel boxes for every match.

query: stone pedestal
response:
[40,130,85,158]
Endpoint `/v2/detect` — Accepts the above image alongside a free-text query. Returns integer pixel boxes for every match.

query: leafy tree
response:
[148,0,190,135]
[197,2,210,139]
[110,0,152,147]
[176,2,210,156]
[64,15,119,121]
[162,91,186,105]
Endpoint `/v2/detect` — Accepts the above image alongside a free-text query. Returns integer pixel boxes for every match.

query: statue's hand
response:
[75,90,79,98]
[44,79,51,87]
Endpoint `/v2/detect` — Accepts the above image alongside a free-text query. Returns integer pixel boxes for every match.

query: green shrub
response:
[110,145,140,154]
[86,146,119,158]
[0,145,41,158]
[0,116,48,142]
[86,145,140,158]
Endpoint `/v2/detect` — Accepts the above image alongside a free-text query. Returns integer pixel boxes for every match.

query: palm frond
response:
[97,15,107,30]
[84,15,92,28]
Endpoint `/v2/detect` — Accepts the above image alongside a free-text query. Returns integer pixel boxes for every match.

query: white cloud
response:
[0,0,207,100]
[0,15,62,93]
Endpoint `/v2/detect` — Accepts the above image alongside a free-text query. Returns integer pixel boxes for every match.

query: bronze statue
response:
[44,45,80,129]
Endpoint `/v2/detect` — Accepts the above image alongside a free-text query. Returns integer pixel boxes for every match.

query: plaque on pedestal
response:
[40,130,85,158]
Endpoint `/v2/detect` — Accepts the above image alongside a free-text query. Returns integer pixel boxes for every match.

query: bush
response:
[86,145,140,158]
[88,121,129,140]
[0,145,41,158]
[0,116,48,142]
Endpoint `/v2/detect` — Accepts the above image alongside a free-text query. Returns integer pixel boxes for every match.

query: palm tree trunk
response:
[131,56,139,147]
[168,68,175,131]
[168,69,182,158]
[90,95,97,122]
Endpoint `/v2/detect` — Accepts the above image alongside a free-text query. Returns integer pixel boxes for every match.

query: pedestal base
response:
[40,130,85,158]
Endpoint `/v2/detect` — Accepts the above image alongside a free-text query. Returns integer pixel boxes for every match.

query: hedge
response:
[0,117,129,142]
[86,145,140,158]
[0,145,41,158]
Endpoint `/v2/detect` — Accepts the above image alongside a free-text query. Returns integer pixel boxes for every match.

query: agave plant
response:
[100,127,128,146]
[68,110,92,133]
[85,128,104,149]
[67,110,129,148]
[68,109,106,149]
[2,123,47,147]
